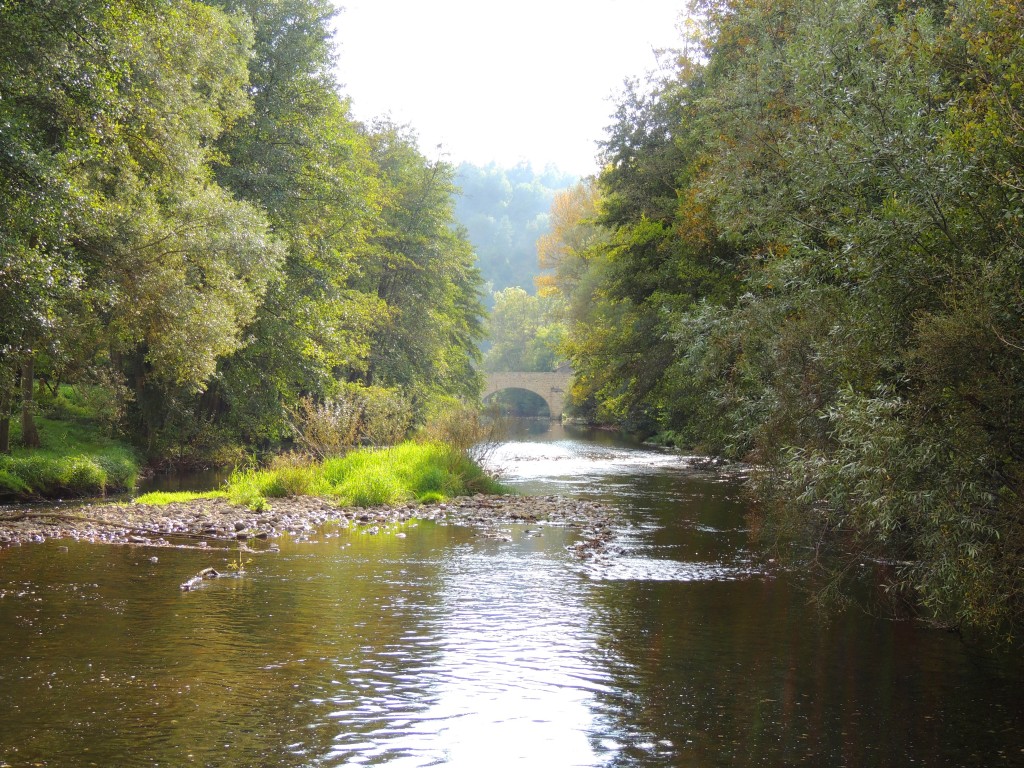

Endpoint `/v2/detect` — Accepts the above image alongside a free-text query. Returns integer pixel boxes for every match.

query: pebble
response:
[0,493,617,556]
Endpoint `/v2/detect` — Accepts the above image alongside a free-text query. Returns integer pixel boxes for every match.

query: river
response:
[0,423,1021,767]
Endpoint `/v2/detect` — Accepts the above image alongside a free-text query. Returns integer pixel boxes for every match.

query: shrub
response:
[336,467,406,507]
[96,451,141,492]
[286,384,413,459]
[266,453,330,497]
[0,414,140,499]
[66,371,133,436]
[64,457,107,495]
[226,468,269,510]
[0,453,115,497]
[44,388,94,422]
[416,400,506,454]
[3,455,53,493]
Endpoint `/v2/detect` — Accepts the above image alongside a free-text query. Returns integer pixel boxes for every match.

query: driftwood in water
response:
[180,567,221,591]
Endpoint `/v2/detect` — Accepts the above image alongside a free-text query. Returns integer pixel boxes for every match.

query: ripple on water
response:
[483,440,704,482]
[320,548,614,767]
[4,430,1021,768]
[583,556,763,582]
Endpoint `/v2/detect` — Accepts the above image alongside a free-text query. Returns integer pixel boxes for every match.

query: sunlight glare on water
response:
[323,548,608,767]
[482,436,703,495]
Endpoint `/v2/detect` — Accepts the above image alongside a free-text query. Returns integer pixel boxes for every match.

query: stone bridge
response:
[482,370,572,421]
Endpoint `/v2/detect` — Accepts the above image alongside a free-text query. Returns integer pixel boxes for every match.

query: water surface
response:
[0,423,1021,767]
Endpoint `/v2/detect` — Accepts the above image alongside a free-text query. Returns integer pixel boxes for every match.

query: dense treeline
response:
[454,162,576,301]
[0,0,483,463]
[482,287,566,373]
[543,0,1024,638]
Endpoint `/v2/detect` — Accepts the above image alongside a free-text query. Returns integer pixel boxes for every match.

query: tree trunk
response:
[20,353,41,449]
[0,374,11,454]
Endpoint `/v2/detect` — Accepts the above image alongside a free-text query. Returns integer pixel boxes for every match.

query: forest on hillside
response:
[453,163,575,376]
[0,0,484,463]
[538,0,1024,638]
[454,162,576,300]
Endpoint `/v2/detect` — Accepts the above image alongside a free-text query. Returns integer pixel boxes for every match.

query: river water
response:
[0,424,1022,767]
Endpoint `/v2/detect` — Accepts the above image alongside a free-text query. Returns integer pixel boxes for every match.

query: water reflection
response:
[0,422,1022,767]
[324,543,605,766]
[136,467,231,494]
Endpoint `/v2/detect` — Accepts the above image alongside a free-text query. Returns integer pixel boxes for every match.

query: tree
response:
[0,0,115,449]
[454,162,577,299]
[205,0,383,446]
[545,0,1024,636]
[484,287,565,373]
[0,0,280,451]
[81,1,283,449]
[553,56,738,432]
[356,123,485,411]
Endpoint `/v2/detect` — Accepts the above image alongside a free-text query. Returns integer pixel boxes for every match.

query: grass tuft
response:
[134,490,228,505]
[223,441,509,510]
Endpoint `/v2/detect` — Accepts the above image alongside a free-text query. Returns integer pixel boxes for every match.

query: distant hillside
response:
[454,162,577,302]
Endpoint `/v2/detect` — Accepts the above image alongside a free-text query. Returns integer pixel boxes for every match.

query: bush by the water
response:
[222,441,506,511]
[0,418,139,498]
[286,385,414,459]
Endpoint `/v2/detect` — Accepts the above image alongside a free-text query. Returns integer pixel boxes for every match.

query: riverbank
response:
[0,416,140,499]
[0,493,616,556]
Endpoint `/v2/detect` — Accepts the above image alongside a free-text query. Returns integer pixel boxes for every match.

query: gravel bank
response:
[0,494,617,557]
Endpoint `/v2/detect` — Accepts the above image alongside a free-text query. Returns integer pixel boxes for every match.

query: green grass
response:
[133,490,228,505]
[0,416,508,510]
[0,416,141,499]
[224,441,509,511]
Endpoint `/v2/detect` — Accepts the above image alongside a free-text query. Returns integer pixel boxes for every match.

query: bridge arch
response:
[482,370,571,421]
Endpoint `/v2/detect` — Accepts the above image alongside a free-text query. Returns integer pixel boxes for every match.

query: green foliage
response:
[224,441,507,510]
[455,163,577,299]
[0,469,31,496]
[547,0,1024,639]
[0,0,285,454]
[324,442,507,506]
[43,388,98,424]
[335,465,406,507]
[206,0,387,445]
[0,0,490,467]
[687,0,1024,637]
[483,287,566,373]
[225,470,270,510]
[286,384,413,459]
[415,400,508,455]
[354,123,486,411]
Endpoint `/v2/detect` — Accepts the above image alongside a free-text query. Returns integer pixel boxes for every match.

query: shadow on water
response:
[136,467,232,494]
[0,418,1021,767]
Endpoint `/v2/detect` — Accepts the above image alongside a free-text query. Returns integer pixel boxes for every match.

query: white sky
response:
[333,0,686,177]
